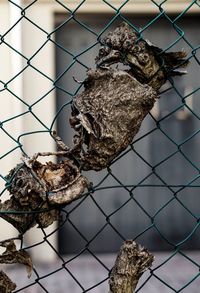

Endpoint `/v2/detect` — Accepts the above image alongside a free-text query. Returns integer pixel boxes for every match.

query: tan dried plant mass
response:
[109,240,154,293]
[70,22,188,171]
[0,270,16,293]
[1,153,88,233]
[0,240,33,278]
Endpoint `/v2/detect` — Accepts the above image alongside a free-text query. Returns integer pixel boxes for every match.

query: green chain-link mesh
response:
[0,0,200,292]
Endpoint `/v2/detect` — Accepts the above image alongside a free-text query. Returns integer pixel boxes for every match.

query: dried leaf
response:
[0,240,33,278]
[70,69,157,171]
[0,197,37,233]
[109,240,154,293]
[0,270,16,293]
[96,22,188,89]
[70,22,188,171]
[47,174,88,205]
[0,197,59,234]
[32,158,89,205]
[2,153,88,233]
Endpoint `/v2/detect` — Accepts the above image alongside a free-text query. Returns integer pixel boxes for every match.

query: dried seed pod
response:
[70,22,188,171]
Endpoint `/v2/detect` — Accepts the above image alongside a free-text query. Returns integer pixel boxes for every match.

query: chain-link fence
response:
[0,0,200,292]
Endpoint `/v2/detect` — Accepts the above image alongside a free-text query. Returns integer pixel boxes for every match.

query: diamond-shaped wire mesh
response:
[0,0,200,292]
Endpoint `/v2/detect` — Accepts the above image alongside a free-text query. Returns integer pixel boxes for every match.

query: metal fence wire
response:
[0,0,200,292]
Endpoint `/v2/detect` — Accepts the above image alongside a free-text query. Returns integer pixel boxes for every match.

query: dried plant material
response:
[70,69,156,170]
[0,197,59,234]
[0,270,16,293]
[0,197,40,233]
[108,240,154,293]
[0,240,33,278]
[29,157,89,205]
[96,22,189,90]
[1,152,88,233]
[70,22,188,171]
